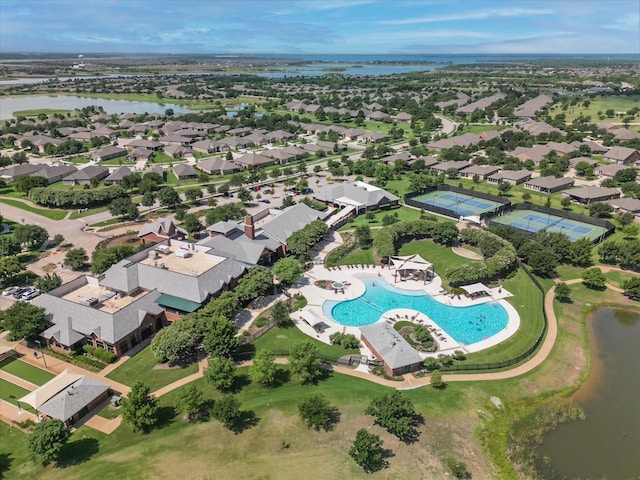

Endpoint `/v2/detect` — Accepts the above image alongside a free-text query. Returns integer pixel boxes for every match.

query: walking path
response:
[451,246,483,260]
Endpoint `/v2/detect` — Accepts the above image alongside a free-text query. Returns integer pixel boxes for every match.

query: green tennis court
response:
[493,209,608,241]
[412,190,503,217]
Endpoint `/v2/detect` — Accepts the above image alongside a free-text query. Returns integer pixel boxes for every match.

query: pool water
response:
[323,277,509,345]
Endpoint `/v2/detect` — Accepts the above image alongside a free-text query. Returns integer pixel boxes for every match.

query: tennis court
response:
[492,209,609,242]
[412,191,504,217]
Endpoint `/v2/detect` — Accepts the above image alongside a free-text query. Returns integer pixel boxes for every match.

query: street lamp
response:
[34,339,47,369]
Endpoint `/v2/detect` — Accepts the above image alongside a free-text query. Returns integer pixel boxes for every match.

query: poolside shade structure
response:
[20,369,110,426]
[460,283,490,299]
[299,308,330,333]
[390,254,433,284]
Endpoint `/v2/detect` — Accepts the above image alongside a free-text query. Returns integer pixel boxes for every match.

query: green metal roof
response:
[155,294,201,313]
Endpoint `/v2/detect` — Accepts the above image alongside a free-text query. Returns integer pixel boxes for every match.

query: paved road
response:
[434,114,458,135]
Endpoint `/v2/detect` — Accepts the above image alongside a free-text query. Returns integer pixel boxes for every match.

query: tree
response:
[430,369,445,389]
[298,394,335,431]
[430,221,459,246]
[249,349,278,387]
[288,340,322,384]
[497,182,512,196]
[28,420,70,466]
[14,224,48,249]
[588,202,613,218]
[623,223,639,239]
[522,192,532,202]
[569,238,594,267]
[109,196,138,220]
[618,212,634,226]
[366,391,416,441]
[204,356,236,391]
[272,257,303,286]
[178,384,206,422]
[34,273,62,292]
[0,256,23,282]
[150,327,199,364]
[555,282,572,302]
[0,235,20,257]
[182,213,203,236]
[157,186,181,209]
[0,302,47,341]
[141,191,155,209]
[64,248,88,270]
[15,175,47,194]
[349,429,386,473]
[560,196,572,210]
[355,224,373,248]
[121,382,159,433]
[269,300,291,327]
[212,394,242,430]
[90,245,134,275]
[582,267,606,290]
[203,316,239,358]
[184,187,203,205]
[233,266,274,304]
[237,188,253,204]
[622,277,640,300]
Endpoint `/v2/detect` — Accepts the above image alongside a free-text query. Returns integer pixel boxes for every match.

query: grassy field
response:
[457,124,503,134]
[0,358,55,386]
[252,325,359,360]
[0,198,67,220]
[397,240,468,286]
[0,379,36,412]
[603,269,635,287]
[338,248,375,265]
[548,95,640,123]
[12,108,74,118]
[337,206,422,231]
[68,205,109,219]
[105,346,198,392]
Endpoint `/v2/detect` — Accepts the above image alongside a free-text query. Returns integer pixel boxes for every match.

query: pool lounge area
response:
[290,264,520,357]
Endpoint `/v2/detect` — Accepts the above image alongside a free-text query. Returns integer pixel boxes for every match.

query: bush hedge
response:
[82,344,117,364]
[29,186,128,208]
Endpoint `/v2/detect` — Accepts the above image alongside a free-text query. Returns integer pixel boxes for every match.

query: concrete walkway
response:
[151,355,209,398]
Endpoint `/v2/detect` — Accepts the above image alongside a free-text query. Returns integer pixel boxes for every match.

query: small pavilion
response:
[390,254,433,284]
[460,282,491,299]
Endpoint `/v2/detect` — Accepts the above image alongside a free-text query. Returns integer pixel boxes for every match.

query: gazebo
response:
[390,254,433,284]
[460,282,490,299]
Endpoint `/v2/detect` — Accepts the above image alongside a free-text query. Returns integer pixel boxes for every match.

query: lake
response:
[537,307,640,479]
[0,95,192,120]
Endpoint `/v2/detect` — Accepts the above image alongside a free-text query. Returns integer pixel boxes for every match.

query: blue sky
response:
[1,0,638,54]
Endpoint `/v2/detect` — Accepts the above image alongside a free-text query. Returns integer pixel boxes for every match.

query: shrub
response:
[82,344,117,363]
[255,317,270,328]
[329,332,360,349]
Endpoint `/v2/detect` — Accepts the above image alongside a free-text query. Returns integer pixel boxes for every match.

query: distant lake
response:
[0,95,192,120]
[256,62,444,77]
[537,307,640,479]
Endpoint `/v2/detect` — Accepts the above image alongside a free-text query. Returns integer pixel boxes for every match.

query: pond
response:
[0,95,193,120]
[537,307,640,479]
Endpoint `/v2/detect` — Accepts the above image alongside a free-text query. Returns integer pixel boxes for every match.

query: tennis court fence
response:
[405,185,511,219]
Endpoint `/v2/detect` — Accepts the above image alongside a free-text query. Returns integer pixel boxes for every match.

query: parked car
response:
[2,286,21,296]
[12,287,28,299]
[22,289,40,301]
[260,199,271,204]
[301,188,314,194]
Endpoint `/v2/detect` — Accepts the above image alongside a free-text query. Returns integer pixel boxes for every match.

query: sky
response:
[1,0,638,55]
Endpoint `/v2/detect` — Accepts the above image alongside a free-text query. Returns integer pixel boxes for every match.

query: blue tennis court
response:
[493,210,608,241]
[412,191,503,217]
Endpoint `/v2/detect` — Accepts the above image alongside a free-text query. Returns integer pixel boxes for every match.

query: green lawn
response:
[548,94,640,123]
[0,378,34,412]
[397,239,468,286]
[0,198,67,220]
[12,108,74,118]
[0,358,55,386]
[89,217,122,228]
[604,269,636,288]
[68,205,109,219]
[251,325,358,360]
[106,346,198,392]
[338,206,422,231]
[337,248,374,265]
[457,124,503,134]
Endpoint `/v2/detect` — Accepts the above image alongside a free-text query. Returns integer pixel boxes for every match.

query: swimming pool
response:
[323,276,509,345]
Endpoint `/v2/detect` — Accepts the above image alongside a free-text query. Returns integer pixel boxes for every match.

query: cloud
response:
[604,12,640,31]
[378,7,555,25]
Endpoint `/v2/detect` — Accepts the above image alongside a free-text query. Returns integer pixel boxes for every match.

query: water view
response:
[0,95,192,120]
[537,307,640,479]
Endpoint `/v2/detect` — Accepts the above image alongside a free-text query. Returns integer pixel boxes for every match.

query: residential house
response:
[604,146,640,165]
[459,164,500,180]
[456,92,506,114]
[91,146,127,162]
[431,160,471,175]
[233,152,277,169]
[32,165,78,184]
[164,144,191,159]
[172,164,197,180]
[594,163,629,178]
[62,166,109,186]
[607,197,640,218]
[524,176,575,194]
[127,147,154,162]
[562,186,621,205]
[196,157,241,175]
[513,93,554,118]
[0,163,45,182]
[104,166,133,185]
[487,169,532,185]
[357,131,388,143]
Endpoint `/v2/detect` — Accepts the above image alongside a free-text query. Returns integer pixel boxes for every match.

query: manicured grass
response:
[98,155,128,166]
[0,378,34,412]
[337,248,374,265]
[604,269,636,288]
[89,217,121,228]
[252,325,359,360]
[337,205,422,231]
[556,264,585,281]
[457,124,503,134]
[382,178,412,197]
[106,346,198,392]
[68,205,109,219]
[65,155,91,164]
[0,358,55,386]
[12,108,74,117]
[397,239,468,286]
[0,198,67,220]
[548,94,640,123]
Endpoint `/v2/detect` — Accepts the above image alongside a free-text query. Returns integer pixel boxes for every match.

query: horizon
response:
[1,0,638,55]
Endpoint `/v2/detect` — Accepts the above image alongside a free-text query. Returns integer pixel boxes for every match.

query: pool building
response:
[360,322,424,376]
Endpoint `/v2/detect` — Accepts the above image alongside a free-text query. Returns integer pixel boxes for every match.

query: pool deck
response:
[290,264,520,358]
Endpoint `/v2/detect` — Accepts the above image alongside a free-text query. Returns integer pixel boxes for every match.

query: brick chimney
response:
[244,215,255,240]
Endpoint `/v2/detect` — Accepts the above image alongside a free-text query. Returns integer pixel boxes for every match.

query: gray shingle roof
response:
[259,203,325,245]
[360,322,423,370]
[197,235,267,265]
[313,182,399,210]
[38,376,110,423]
